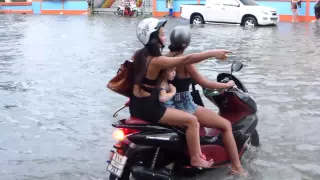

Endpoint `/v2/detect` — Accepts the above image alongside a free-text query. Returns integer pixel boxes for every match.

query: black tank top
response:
[171,77,192,92]
[166,52,193,92]
[133,56,158,94]
[140,77,157,93]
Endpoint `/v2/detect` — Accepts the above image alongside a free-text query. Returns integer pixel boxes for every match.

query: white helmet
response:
[136,18,167,46]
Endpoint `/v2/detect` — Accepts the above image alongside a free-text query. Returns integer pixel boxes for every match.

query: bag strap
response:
[192,81,197,92]
[137,56,154,89]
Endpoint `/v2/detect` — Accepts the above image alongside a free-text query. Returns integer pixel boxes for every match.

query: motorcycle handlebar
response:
[221,77,242,92]
[221,77,230,83]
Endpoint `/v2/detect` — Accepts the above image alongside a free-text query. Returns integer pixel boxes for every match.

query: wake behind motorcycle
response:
[107,61,259,180]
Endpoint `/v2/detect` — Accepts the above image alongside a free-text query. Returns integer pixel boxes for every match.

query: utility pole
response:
[91,0,94,14]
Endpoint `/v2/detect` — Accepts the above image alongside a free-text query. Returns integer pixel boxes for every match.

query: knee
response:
[223,120,232,132]
[185,115,199,128]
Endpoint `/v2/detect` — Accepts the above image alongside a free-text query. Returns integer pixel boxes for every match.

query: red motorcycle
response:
[107,61,260,180]
[116,3,139,17]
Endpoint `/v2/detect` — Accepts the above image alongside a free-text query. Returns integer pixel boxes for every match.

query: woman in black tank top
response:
[165,26,247,175]
[131,18,232,169]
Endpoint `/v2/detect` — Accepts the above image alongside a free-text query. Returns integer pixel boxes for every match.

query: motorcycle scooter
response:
[116,3,139,17]
[107,61,259,180]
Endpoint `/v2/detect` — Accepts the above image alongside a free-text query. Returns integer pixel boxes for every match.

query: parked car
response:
[180,0,279,27]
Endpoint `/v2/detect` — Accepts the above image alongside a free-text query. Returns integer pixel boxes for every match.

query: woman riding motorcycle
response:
[164,26,247,175]
[130,18,231,168]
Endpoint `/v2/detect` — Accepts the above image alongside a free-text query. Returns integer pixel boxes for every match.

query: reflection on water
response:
[0,14,320,180]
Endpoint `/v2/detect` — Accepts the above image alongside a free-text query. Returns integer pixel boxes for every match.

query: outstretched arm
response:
[186,64,233,89]
[152,49,231,69]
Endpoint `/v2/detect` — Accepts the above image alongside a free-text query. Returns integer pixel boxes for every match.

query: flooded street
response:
[1,14,320,180]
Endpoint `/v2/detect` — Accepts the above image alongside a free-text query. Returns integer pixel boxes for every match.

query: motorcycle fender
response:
[233,114,258,137]
[123,143,154,160]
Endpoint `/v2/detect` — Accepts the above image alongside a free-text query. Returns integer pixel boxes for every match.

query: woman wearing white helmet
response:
[130,17,231,168]
[165,26,247,175]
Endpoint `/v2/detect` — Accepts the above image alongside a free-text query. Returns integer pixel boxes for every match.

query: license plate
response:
[107,152,128,177]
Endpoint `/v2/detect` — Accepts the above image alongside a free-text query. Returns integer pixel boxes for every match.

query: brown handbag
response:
[107,60,134,97]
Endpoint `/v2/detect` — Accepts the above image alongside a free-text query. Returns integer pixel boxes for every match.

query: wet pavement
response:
[1,14,320,180]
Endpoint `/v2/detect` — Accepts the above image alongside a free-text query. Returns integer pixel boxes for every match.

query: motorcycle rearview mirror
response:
[231,61,243,74]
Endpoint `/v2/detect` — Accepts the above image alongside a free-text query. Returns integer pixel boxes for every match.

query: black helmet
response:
[169,26,191,51]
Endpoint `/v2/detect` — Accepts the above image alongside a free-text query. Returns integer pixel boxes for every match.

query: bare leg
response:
[292,10,296,22]
[159,108,213,168]
[292,10,295,22]
[295,11,299,22]
[193,106,247,175]
[292,10,298,22]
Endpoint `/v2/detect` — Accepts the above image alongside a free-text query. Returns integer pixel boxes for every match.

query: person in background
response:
[314,0,320,22]
[167,0,173,17]
[291,0,299,22]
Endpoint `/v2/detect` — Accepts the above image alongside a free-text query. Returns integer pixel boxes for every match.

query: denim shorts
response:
[162,98,175,109]
[162,91,198,114]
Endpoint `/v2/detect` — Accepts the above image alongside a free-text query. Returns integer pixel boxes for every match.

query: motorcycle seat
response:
[124,117,222,138]
[125,117,151,125]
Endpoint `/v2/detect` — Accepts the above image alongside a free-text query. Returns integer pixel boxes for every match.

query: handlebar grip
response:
[221,77,230,83]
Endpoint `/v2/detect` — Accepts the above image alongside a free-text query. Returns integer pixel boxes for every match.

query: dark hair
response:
[168,44,185,52]
[133,31,162,85]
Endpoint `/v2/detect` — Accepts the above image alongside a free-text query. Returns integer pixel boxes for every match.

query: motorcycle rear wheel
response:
[109,155,137,180]
[108,151,146,180]
[109,170,130,180]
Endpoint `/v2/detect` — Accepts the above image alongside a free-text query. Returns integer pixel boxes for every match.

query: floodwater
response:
[1,14,320,180]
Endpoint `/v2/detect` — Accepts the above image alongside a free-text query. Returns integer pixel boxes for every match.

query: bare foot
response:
[207,159,214,166]
[191,157,212,168]
[200,153,214,166]
[229,165,248,176]
[200,153,206,160]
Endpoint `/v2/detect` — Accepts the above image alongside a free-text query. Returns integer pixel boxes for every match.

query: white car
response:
[180,0,279,27]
